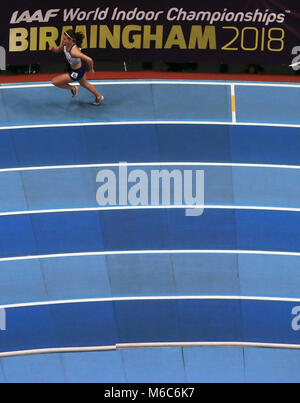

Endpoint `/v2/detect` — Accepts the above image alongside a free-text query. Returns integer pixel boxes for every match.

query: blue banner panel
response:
[0,124,300,169]
[1,299,300,354]
[0,209,300,259]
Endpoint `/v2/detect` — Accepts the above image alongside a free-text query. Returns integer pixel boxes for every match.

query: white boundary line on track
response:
[117,341,300,350]
[2,294,300,310]
[0,249,299,264]
[1,161,300,173]
[1,120,300,130]
[0,204,300,217]
[1,341,300,358]
[1,80,300,89]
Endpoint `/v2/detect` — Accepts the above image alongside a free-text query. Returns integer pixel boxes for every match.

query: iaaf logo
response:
[10,9,60,24]
[0,46,6,71]
[96,163,205,216]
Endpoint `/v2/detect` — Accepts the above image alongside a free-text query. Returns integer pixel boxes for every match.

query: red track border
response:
[1,71,300,83]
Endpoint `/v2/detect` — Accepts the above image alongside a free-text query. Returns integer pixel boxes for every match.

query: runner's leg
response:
[79,75,101,98]
[52,73,74,90]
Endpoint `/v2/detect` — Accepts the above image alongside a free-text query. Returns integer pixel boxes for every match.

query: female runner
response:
[50,30,104,106]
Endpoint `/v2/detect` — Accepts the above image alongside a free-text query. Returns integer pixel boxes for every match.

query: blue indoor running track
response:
[1,79,300,383]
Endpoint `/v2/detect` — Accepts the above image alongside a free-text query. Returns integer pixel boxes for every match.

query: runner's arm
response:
[70,47,95,73]
[49,43,64,53]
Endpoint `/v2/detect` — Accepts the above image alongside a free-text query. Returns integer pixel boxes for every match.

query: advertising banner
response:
[0,0,300,66]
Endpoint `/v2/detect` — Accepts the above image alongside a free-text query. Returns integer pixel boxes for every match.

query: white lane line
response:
[0,249,299,264]
[0,346,116,358]
[1,120,300,130]
[0,162,300,173]
[117,341,300,351]
[1,80,300,89]
[0,120,232,130]
[0,204,300,217]
[1,341,300,358]
[0,161,300,173]
[1,294,300,310]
